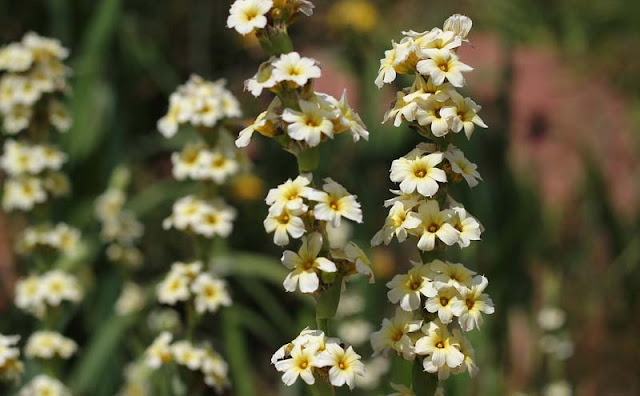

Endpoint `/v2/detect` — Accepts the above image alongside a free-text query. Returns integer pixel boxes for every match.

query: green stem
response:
[309,377,335,396]
[296,146,320,174]
[186,301,198,342]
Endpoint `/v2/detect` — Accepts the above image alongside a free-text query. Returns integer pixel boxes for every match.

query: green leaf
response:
[221,308,255,396]
[68,314,136,394]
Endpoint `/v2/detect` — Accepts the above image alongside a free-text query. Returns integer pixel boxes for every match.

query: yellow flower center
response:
[330,201,340,211]
[213,157,226,168]
[302,259,315,270]
[338,361,346,370]
[436,341,445,349]
[279,214,290,224]
[438,62,449,72]
[427,223,439,233]
[440,297,449,306]
[299,360,309,369]
[205,286,216,298]
[391,330,404,342]
[414,169,426,178]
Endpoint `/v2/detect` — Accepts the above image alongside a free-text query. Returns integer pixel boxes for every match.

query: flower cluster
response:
[95,183,144,269]
[372,15,495,390]
[14,270,83,318]
[171,142,239,184]
[16,223,81,257]
[228,0,374,391]
[0,32,71,135]
[156,261,231,314]
[163,195,236,238]
[17,374,71,396]
[1,139,70,211]
[227,0,314,36]
[272,328,365,390]
[157,75,241,138]
[237,53,368,148]
[376,15,486,140]
[24,331,77,360]
[0,334,23,382]
[144,332,229,391]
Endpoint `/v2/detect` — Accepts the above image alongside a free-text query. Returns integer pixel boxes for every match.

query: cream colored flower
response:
[281,232,336,293]
[18,374,70,396]
[316,344,365,389]
[263,206,306,246]
[25,331,77,360]
[425,286,459,324]
[445,145,482,187]
[414,320,464,370]
[309,178,362,227]
[265,175,314,215]
[227,0,273,36]
[430,259,476,291]
[371,308,422,360]
[443,14,473,41]
[145,332,173,368]
[413,200,460,251]
[274,344,321,386]
[390,153,446,198]
[450,276,494,331]
[440,95,487,139]
[191,273,232,313]
[387,262,437,311]
[449,205,482,248]
[282,99,334,147]
[115,282,146,315]
[371,201,422,246]
[171,340,203,370]
[417,48,473,87]
[272,52,321,86]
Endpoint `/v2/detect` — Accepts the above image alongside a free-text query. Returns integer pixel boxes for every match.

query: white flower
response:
[245,60,278,97]
[415,96,456,136]
[425,286,459,324]
[440,95,487,139]
[443,14,473,41]
[0,43,33,72]
[145,332,173,368]
[192,201,236,238]
[374,42,405,88]
[265,175,314,215]
[386,262,437,311]
[371,201,421,246]
[281,232,336,293]
[390,153,446,197]
[191,273,232,313]
[416,48,473,87]
[336,320,373,346]
[272,52,321,86]
[413,200,460,251]
[171,341,204,371]
[537,307,566,331]
[14,275,44,316]
[157,272,190,305]
[316,344,365,389]
[371,308,422,360]
[430,260,476,291]
[41,270,82,306]
[171,144,203,180]
[18,374,70,396]
[0,334,21,378]
[449,205,482,247]
[274,344,321,386]
[452,329,478,377]
[263,206,306,246]
[450,276,494,331]
[414,320,464,369]
[444,146,482,187]
[115,282,146,315]
[309,178,362,227]
[227,0,273,35]
[2,177,47,211]
[282,99,334,147]
[331,90,369,142]
[25,331,77,360]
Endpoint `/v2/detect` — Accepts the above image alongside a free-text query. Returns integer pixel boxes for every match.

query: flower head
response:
[227,0,273,35]
[281,232,337,293]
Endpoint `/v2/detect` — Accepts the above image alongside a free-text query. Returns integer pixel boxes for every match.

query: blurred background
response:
[0,0,638,395]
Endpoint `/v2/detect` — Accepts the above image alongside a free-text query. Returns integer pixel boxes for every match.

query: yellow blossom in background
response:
[327,0,379,33]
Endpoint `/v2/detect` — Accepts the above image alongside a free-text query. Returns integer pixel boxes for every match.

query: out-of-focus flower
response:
[327,0,379,33]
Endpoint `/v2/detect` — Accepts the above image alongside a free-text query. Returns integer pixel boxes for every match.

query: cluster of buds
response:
[14,269,83,319]
[144,332,229,392]
[24,331,77,360]
[95,173,145,269]
[156,260,231,315]
[16,223,81,257]
[227,0,373,391]
[0,32,71,135]
[272,328,365,390]
[372,15,494,392]
[0,334,23,382]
